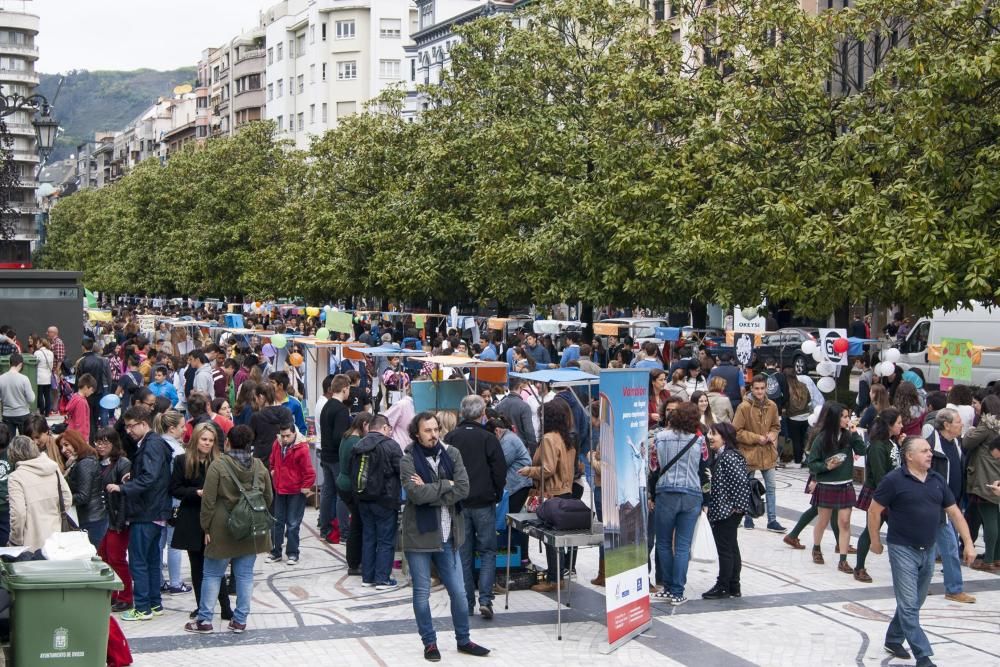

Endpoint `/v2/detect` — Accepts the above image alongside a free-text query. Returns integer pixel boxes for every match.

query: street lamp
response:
[0,92,58,162]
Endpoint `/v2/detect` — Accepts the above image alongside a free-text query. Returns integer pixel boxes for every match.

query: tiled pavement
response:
[122,466,1000,666]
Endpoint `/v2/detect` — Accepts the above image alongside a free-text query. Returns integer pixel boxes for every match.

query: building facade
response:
[198,29,267,139]
[0,7,41,266]
[261,0,418,149]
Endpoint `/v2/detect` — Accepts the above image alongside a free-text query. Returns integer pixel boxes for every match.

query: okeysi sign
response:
[733,307,765,333]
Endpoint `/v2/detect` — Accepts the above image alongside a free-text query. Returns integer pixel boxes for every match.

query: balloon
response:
[801,340,817,355]
[873,362,884,376]
[740,306,758,321]
[288,352,304,367]
[817,376,836,393]
[833,338,849,354]
[306,307,320,318]
[271,334,288,349]
[262,343,277,358]
[881,361,895,377]
[882,348,900,363]
[99,394,121,410]
[816,361,835,376]
[812,348,825,363]
[315,327,330,341]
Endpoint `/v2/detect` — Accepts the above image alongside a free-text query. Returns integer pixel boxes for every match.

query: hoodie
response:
[8,455,73,549]
[250,405,295,467]
[352,432,402,509]
[192,364,216,400]
[269,435,316,495]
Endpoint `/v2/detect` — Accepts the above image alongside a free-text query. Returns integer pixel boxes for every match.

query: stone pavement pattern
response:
[122,466,1000,666]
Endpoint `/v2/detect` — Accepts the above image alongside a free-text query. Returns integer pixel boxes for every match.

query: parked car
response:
[749,327,819,374]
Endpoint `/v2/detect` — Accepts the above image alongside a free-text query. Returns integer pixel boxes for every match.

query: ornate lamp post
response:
[0,92,58,246]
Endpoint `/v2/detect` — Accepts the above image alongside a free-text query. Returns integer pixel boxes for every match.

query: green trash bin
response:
[1,559,122,666]
[19,354,38,408]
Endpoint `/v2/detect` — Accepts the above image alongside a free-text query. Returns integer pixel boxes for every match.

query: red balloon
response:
[833,338,849,354]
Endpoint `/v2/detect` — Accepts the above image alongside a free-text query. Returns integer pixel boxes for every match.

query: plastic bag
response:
[690,512,717,563]
[42,531,97,561]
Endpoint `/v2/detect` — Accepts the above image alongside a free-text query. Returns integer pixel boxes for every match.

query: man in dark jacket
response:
[106,404,174,621]
[76,338,111,441]
[352,415,402,589]
[496,377,538,454]
[443,395,505,619]
[318,375,352,540]
[708,352,744,410]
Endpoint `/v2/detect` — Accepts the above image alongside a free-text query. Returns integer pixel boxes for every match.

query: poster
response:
[819,328,849,366]
[599,369,651,650]
[734,332,755,368]
[733,306,765,333]
[940,338,974,383]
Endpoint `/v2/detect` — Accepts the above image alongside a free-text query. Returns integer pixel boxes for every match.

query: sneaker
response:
[375,578,399,591]
[287,557,298,566]
[265,554,282,564]
[166,583,192,595]
[228,620,246,634]
[424,644,441,662]
[111,601,132,613]
[915,658,937,667]
[120,608,152,622]
[480,603,494,619]
[743,517,754,530]
[160,582,170,593]
[944,592,976,604]
[150,604,164,616]
[457,642,491,657]
[883,642,911,659]
[669,595,688,606]
[184,620,214,634]
[766,521,786,533]
[361,581,375,588]
[347,567,362,576]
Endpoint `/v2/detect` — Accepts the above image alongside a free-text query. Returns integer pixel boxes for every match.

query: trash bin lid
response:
[2,559,120,590]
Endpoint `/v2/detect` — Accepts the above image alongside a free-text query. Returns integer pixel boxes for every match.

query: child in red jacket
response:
[65,374,97,439]
[266,422,316,566]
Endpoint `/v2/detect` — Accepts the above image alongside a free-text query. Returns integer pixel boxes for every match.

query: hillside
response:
[36,68,197,162]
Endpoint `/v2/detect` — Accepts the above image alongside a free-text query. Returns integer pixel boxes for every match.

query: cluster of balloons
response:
[800,339,827,364]
[801,338,837,393]
[874,347,900,377]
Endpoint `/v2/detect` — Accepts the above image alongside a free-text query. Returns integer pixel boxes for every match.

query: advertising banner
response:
[599,369,651,650]
[819,328,849,366]
[940,338,974,383]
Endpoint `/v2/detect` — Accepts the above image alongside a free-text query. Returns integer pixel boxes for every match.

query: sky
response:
[21,0,264,74]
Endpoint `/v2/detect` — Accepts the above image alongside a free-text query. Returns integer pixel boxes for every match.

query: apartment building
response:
[198,28,267,138]
[261,0,418,149]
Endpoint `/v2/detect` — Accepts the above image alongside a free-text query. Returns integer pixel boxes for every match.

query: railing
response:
[236,48,265,63]
[0,43,38,59]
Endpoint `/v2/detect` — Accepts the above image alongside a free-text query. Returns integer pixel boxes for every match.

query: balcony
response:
[232,88,264,113]
[4,122,35,137]
[234,52,265,78]
[11,151,39,163]
[0,43,38,60]
[0,69,39,85]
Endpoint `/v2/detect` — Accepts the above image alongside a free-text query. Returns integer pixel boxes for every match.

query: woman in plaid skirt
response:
[806,402,867,573]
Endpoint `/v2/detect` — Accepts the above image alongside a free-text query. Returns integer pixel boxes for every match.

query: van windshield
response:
[904,320,930,354]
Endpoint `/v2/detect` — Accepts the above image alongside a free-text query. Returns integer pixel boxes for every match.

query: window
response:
[276,43,283,61]
[277,115,283,130]
[277,79,283,97]
[654,0,665,20]
[267,47,274,64]
[379,59,401,79]
[288,39,294,58]
[296,33,305,56]
[337,61,357,80]
[322,63,327,81]
[336,20,355,39]
[289,116,294,131]
[310,64,316,83]
[380,18,402,39]
[297,112,304,131]
[321,22,327,41]
[337,101,357,118]
[322,103,328,123]
[267,83,273,100]
[410,59,416,82]
[309,104,315,123]
[310,25,315,43]
[419,4,434,29]
[297,74,304,93]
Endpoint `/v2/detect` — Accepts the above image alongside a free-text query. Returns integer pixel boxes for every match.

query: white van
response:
[897,303,1000,388]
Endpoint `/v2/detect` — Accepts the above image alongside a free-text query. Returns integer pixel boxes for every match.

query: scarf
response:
[227,449,253,468]
[410,442,457,534]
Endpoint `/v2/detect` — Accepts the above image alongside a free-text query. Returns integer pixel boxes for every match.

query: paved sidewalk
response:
[122,466,1000,666]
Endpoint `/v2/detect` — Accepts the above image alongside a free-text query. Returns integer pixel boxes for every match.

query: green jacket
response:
[337,434,361,494]
[399,444,469,553]
[807,432,866,483]
[863,439,898,490]
[200,454,274,559]
[963,414,1000,504]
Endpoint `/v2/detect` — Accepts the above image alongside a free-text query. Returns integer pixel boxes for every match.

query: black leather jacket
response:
[65,455,108,524]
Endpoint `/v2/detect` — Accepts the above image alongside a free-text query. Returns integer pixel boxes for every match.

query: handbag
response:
[690,512,717,562]
[747,478,766,519]
[56,477,80,532]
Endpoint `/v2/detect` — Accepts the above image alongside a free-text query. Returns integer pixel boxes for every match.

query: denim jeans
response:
[80,517,108,550]
[934,521,963,595]
[159,521,183,588]
[459,505,498,608]
[320,462,351,535]
[406,540,470,648]
[886,543,935,660]
[128,522,163,613]
[359,502,398,585]
[198,553,256,625]
[271,492,307,559]
[654,490,701,597]
[748,467,777,523]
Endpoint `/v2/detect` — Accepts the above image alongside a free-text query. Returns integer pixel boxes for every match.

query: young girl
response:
[806,403,866,572]
[852,408,902,582]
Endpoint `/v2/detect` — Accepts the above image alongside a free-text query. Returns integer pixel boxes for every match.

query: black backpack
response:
[351,442,388,502]
[764,371,782,402]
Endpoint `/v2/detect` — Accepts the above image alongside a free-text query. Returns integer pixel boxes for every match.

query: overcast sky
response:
[23,0,264,73]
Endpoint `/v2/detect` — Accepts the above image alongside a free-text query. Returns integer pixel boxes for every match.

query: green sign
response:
[940,337,974,382]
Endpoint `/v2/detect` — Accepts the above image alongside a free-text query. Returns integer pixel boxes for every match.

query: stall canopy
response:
[511,369,599,386]
[359,344,428,357]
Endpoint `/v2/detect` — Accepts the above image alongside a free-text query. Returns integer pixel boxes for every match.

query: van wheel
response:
[793,355,807,375]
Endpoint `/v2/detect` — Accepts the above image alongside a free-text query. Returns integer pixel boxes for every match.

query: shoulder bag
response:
[647,434,700,494]
[56,476,80,531]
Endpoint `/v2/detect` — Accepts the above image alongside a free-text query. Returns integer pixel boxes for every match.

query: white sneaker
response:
[287,557,298,566]
[375,578,399,591]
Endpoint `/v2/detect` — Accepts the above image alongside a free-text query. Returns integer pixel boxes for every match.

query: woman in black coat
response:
[170,422,233,620]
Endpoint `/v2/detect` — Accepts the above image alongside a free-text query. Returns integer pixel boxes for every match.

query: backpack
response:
[764,371,782,402]
[351,442,388,502]
[747,478,766,518]
[787,380,810,417]
[225,462,274,541]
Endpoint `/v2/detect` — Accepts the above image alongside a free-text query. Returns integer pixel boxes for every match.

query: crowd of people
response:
[0,307,998,666]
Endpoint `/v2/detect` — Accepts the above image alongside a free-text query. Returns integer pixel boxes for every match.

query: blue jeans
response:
[128,522,163,614]
[406,540,470,648]
[81,517,108,551]
[654,491,701,597]
[198,553,255,625]
[271,493,307,559]
[159,521,183,588]
[358,502,398,584]
[886,543,935,660]
[748,467,777,523]
[934,521,963,595]
[459,505,497,608]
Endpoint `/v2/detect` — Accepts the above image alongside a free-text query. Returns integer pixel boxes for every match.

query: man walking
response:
[267,423,316,567]
[869,436,976,667]
[352,415,402,590]
[443,396,505,619]
[732,375,785,532]
[46,326,65,382]
[401,412,489,662]
[0,354,34,436]
[76,338,111,441]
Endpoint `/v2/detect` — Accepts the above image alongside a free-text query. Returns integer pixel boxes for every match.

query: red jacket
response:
[269,438,316,495]
[65,393,91,438]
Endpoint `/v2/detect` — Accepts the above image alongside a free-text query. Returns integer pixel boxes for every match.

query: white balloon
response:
[801,340,817,355]
[817,361,835,376]
[817,376,837,393]
[883,348,900,363]
[873,362,884,376]
[812,348,825,363]
[881,362,896,377]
